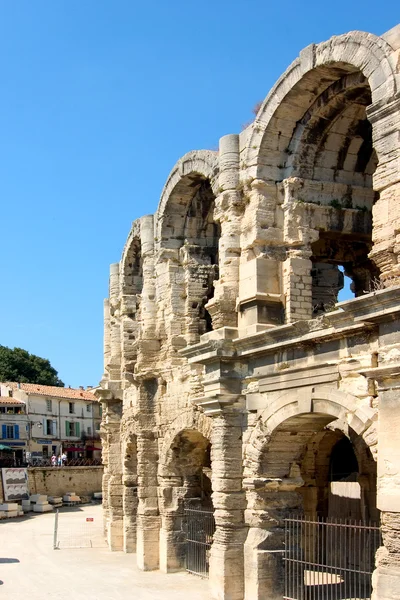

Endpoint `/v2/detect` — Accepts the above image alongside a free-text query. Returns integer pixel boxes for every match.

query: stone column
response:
[369,371,400,600]
[102,398,123,551]
[158,475,186,573]
[122,436,138,553]
[133,376,160,570]
[207,134,242,329]
[283,249,313,322]
[103,298,111,376]
[108,263,122,381]
[136,428,160,570]
[368,97,400,284]
[209,412,247,600]
[243,478,302,600]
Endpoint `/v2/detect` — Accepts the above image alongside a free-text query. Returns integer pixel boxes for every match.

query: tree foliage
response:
[0,345,64,387]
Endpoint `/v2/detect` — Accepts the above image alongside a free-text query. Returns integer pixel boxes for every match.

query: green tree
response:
[0,345,64,387]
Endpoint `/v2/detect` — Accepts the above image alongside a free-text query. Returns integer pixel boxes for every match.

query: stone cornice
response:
[359,363,400,382]
[191,393,243,416]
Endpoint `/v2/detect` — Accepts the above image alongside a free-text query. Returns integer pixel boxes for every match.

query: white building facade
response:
[0,383,101,464]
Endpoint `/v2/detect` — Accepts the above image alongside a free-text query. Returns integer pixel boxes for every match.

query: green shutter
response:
[75,422,80,437]
[65,421,69,436]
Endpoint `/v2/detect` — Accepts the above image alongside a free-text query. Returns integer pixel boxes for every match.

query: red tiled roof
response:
[4,382,97,401]
[0,396,25,405]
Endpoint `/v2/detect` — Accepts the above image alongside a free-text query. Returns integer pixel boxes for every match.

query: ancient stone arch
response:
[159,408,212,476]
[120,219,143,296]
[244,31,396,177]
[155,150,219,245]
[244,388,377,477]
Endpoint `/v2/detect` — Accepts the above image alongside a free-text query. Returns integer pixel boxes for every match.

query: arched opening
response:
[181,178,220,341]
[159,428,214,574]
[245,411,379,600]
[119,232,143,373]
[159,173,220,343]
[254,63,383,322]
[121,236,143,296]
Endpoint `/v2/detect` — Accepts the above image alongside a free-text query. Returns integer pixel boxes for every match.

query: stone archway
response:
[158,410,213,573]
[154,151,221,345]
[243,389,378,600]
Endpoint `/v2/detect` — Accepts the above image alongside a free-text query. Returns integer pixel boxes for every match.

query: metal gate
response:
[184,507,215,577]
[284,516,381,600]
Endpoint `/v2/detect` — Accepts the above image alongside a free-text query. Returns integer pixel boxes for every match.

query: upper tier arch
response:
[155,150,219,246]
[243,30,398,180]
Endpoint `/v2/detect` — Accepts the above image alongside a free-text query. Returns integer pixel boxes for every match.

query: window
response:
[46,399,52,412]
[86,404,91,413]
[69,402,75,414]
[65,421,80,437]
[45,419,56,436]
[1,424,19,439]
[87,426,92,435]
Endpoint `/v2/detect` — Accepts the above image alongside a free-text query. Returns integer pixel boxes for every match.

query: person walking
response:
[51,453,57,467]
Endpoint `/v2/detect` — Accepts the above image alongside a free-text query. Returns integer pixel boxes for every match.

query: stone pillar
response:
[243,479,302,600]
[136,429,160,570]
[140,214,157,341]
[207,135,242,329]
[103,398,123,551]
[158,475,186,573]
[370,376,400,600]
[122,436,138,553]
[283,249,313,322]
[209,412,247,600]
[368,97,400,284]
[103,298,111,376]
[108,263,122,380]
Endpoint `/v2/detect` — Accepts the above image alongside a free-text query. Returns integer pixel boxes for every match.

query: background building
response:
[0,383,101,464]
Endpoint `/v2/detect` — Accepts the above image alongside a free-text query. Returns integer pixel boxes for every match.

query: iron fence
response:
[284,516,381,600]
[184,507,215,578]
[28,458,102,467]
[53,509,107,549]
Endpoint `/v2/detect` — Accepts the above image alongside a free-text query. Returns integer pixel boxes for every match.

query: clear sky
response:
[0,1,397,387]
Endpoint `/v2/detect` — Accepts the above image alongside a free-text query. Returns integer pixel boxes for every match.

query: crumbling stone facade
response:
[98,25,400,600]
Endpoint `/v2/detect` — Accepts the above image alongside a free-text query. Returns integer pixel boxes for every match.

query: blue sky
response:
[0,2,397,387]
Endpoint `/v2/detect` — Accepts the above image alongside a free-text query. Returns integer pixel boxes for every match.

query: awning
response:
[64,447,85,452]
[0,444,14,452]
[85,446,102,451]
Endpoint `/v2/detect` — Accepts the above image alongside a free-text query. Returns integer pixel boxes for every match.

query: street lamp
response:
[27,421,42,458]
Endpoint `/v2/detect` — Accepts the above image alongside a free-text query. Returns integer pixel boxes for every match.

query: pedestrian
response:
[57,454,62,467]
[62,452,67,466]
[51,453,57,467]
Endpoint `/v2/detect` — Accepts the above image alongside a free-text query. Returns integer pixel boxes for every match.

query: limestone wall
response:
[28,466,103,499]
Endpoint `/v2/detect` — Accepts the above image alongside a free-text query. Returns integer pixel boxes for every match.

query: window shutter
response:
[65,421,69,436]
[43,418,46,433]
[52,421,57,436]
[14,425,19,439]
[1,424,6,439]
[75,422,80,438]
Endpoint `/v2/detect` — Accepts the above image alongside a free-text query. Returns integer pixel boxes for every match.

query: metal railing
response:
[184,507,215,578]
[28,458,102,467]
[284,516,381,600]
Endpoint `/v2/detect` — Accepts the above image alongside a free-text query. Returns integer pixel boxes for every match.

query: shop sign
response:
[0,441,26,447]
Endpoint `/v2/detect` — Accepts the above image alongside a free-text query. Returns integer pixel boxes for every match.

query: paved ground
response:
[0,504,209,600]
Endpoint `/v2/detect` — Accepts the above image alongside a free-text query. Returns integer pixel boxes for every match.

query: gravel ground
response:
[0,504,209,600]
